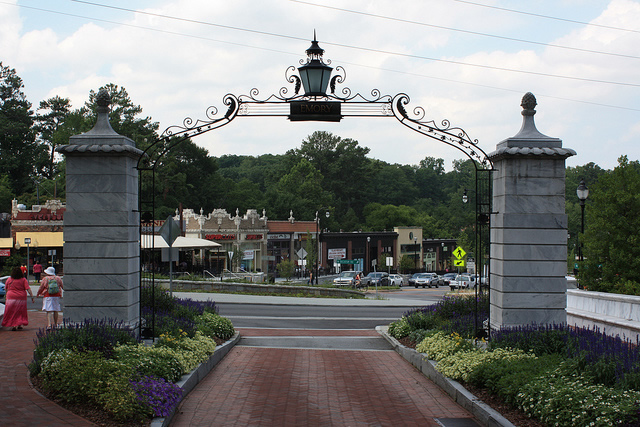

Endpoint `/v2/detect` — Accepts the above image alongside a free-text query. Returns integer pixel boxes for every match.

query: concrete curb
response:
[376,326,515,427]
[150,331,241,427]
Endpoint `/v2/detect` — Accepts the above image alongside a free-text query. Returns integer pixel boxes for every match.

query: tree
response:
[399,255,414,274]
[34,96,72,178]
[276,259,295,281]
[0,62,48,199]
[265,158,332,220]
[581,156,640,295]
[290,131,373,218]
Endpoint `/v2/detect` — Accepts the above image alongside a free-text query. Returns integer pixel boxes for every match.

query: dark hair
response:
[11,267,24,280]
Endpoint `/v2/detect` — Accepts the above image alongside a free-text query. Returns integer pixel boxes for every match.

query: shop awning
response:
[141,235,222,249]
[0,237,13,248]
[15,232,64,248]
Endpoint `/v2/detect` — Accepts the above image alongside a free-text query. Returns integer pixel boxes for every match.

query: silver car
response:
[333,271,362,287]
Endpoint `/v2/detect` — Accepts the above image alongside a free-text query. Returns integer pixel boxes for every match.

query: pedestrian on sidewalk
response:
[1,267,35,331]
[33,261,43,281]
[36,267,63,330]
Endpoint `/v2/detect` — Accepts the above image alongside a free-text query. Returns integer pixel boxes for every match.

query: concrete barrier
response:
[144,279,365,299]
[567,289,640,342]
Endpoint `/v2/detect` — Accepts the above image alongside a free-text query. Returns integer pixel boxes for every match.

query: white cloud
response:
[0,0,638,171]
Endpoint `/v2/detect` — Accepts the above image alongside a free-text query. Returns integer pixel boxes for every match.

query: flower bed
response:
[387,294,640,426]
[29,286,235,425]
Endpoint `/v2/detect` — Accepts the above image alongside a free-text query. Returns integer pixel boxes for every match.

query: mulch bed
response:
[397,337,545,427]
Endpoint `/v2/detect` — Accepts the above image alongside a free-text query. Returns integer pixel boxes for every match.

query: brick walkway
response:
[0,310,94,426]
[171,328,477,426]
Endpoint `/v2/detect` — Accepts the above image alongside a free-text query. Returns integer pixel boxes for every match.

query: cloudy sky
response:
[1,0,638,171]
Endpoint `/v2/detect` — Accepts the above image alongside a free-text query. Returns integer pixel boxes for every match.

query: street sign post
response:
[336,259,358,264]
[159,216,182,296]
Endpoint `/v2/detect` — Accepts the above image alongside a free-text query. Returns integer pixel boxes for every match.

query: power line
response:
[452,0,640,34]
[65,0,640,88]
[2,0,638,111]
[289,0,640,61]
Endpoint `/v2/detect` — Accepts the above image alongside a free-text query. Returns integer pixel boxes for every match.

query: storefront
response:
[267,218,319,278]
[182,208,269,274]
[322,231,398,274]
[9,199,65,275]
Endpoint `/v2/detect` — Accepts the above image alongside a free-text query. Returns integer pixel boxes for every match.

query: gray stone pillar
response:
[488,93,575,330]
[57,89,143,326]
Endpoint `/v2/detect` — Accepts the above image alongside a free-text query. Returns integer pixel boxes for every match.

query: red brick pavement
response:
[0,310,94,426]
[171,328,476,426]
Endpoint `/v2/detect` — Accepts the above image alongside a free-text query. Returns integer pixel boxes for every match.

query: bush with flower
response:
[390,293,640,426]
[30,287,235,424]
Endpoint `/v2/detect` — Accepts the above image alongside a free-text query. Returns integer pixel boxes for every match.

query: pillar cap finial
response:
[521,92,537,117]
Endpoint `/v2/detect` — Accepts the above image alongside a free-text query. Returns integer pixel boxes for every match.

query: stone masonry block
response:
[492,243,566,262]
[62,257,139,275]
[490,275,568,293]
[490,228,567,245]
[491,290,566,309]
[63,273,139,291]
[64,241,139,259]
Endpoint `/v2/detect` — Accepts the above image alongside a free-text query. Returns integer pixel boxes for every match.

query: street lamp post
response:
[366,236,371,275]
[24,237,31,280]
[576,178,589,263]
[314,210,329,285]
[413,237,418,272]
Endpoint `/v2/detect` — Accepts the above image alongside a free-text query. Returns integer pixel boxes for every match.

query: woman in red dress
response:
[2,267,35,331]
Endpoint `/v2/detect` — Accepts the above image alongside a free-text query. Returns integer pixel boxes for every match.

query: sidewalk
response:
[0,310,93,426]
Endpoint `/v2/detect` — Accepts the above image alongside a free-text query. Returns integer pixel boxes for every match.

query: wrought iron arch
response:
[138,39,493,338]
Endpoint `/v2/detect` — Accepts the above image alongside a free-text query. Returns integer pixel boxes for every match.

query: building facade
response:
[1,199,66,274]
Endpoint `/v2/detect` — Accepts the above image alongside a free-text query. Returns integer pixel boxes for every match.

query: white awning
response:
[141,235,222,249]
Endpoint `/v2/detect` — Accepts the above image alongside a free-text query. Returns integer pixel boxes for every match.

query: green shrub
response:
[39,350,147,422]
[467,353,562,405]
[156,332,217,373]
[515,363,640,426]
[489,325,569,355]
[436,347,534,383]
[196,312,236,340]
[415,331,475,361]
[407,329,433,344]
[388,317,411,339]
[406,310,439,330]
[30,319,136,375]
[115,344,184,383]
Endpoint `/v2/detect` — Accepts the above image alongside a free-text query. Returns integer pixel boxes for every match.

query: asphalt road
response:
[215,286,449,330]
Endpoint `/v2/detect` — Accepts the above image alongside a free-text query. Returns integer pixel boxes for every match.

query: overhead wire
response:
[452,0,640,34]
[1,0,638,111]
[289,0,640,61]
[63,0,640,88]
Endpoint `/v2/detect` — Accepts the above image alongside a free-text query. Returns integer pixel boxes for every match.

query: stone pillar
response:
[488,93,576,330]
[57,89,143,326]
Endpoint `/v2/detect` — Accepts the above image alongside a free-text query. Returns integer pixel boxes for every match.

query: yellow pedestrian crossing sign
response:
[454,259,465,267]
[453,246,466,260]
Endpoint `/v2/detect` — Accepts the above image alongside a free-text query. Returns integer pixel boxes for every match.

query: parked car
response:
[450,274,473,290]
[413,272,438,288]
[443,272,457,282]
[407,273,421,287]
[362,272,388,287]
[0,275,8,301]
[333,271,362,287]
[471,275,488,289]
[380,274,404,287]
